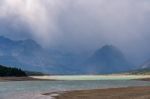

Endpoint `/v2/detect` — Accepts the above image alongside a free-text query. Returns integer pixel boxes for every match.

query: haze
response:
[0,0,150,65]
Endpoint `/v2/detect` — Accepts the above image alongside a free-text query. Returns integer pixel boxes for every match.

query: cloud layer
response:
[1,0,150,64]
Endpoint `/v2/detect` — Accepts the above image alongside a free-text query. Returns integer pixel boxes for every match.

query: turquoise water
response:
[0,80,150,99]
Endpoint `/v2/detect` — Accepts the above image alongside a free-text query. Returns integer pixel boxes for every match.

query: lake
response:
[0,79,150,99]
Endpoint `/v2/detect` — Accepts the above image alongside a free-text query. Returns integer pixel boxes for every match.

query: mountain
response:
[0,36,133,74]
[130,60,150,75]
[0,36,81,74]
[83,45,131,74]
[125,60,150,75]
[0,36,53,71]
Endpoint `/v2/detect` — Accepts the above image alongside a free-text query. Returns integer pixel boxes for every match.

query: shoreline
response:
[0,77,53,81]
[0,75,150,81]
[31,75,150,81]
[44,86,150,99]
[40,75,150,99]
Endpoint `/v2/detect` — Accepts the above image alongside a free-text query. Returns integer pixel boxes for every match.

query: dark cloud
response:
[0,0,150,64]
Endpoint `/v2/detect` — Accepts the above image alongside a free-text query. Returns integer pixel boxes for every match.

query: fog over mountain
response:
[84,45,131,74]
[0,36,85,74]
[0,0,150,66]
[0,36,132,74]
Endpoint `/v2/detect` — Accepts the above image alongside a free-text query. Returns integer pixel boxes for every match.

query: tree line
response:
[0,65,27,77]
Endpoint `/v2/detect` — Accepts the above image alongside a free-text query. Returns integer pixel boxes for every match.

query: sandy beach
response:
[45,86,150,99]
[31,75,150,81]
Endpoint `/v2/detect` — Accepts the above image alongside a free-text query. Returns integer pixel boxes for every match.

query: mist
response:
[0,0,150,65]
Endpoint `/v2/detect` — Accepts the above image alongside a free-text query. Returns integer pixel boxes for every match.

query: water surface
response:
[0,80,150,99]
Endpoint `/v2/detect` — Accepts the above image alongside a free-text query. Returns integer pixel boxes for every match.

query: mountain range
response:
[0,36,81,74]
[0,36,133,74]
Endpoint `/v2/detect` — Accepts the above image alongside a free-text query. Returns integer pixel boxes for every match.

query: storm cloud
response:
[0,0,150,64]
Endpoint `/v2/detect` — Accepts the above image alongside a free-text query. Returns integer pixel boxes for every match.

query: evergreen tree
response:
[0,65,27,77]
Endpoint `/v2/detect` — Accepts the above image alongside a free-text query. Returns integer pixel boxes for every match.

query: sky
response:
[0,0,150,65]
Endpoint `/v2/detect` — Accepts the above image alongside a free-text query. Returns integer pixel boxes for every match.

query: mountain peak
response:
[0,36,7,39]
[100,45,120,52]
[95,45,122,57]
[84,45,131,74]
[0,36,12,42]
[0,36,15,47]
[23,39,36,44]
[102,44,116,49]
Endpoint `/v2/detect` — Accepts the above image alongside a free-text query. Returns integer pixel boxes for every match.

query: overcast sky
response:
[0,0,150,64]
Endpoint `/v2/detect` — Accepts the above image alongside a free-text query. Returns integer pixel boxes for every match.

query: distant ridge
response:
[141,60,150,69]
[128,60,150,75]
